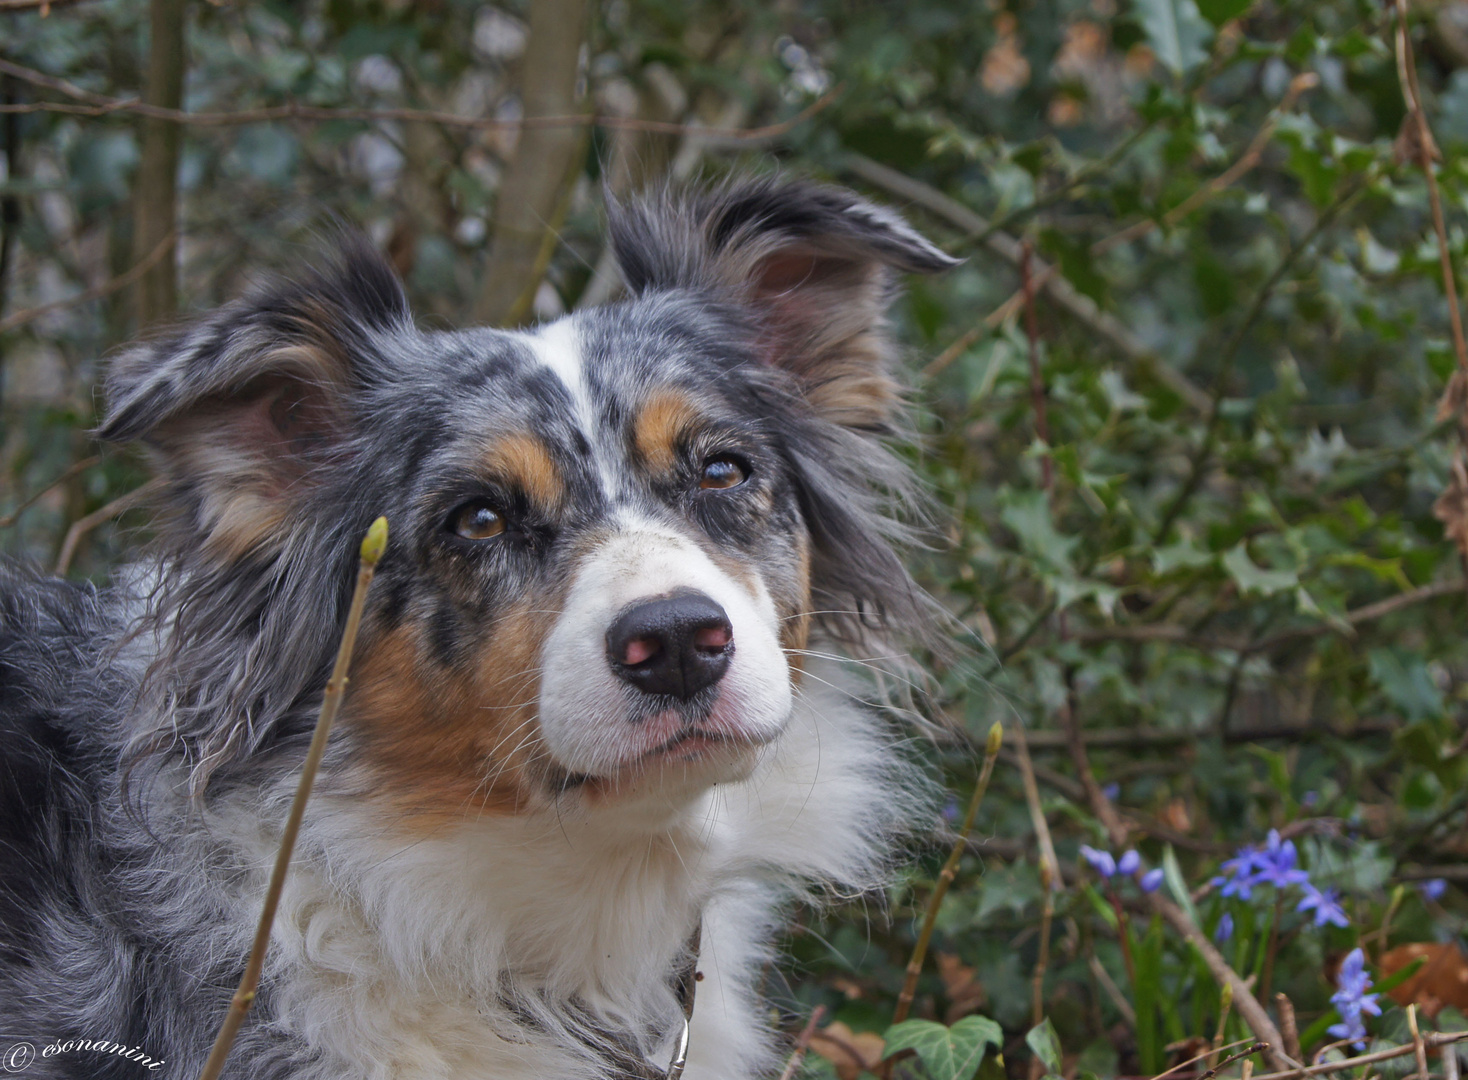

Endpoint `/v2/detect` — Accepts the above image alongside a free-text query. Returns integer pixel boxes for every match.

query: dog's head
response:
[100,178,954,822]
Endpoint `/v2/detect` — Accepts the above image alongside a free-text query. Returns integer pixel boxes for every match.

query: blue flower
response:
[1118,850,1141,876]
[942,797,961,823]
[1327,948,1381,1050]
[1215,912,1234,944]
[1140,868,1164,893]
[1297,884,1349,928]
[1102,782,1121,801]
[1079,845,1116,878]
[1212,848,1263,900]
[1255,830,1311,889]
[1419,879,1448,902]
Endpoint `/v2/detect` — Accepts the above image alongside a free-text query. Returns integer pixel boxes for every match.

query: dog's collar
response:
[602,920,700,1080]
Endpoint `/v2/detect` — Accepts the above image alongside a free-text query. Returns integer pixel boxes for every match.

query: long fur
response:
[0,178,955,1079]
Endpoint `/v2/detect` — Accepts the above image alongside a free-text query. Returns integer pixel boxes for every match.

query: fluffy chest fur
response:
[0,177,953,1079]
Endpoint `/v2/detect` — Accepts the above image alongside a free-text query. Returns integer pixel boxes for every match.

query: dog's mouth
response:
[552,714,780,794]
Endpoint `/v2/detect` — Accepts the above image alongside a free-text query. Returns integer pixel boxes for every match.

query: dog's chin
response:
[556,726,776,807]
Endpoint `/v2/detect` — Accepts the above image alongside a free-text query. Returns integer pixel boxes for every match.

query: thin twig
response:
[0,0,93,12]
[1088,952,1138,1026]
[1151,181,1365,545]
[1149,894,1294,1073]
[1153,1037,1256,1080]
[54,479,161,574]
[1011,721,1060,1061]
[912,75,1315,391]
[1199,1042,1268,1080]
[775,1006,827,1080]
[1409,1005,1430,1080]
[0,57,837,140]
[1249,1031,1468,1080]
[0,230,175,334]
[893,723,1003,1024]
[1275,993,1302,1066]
[0,454,99,528]
[844,153,1209,410]
[197,518,387,1080]
[1020,242,1053,492]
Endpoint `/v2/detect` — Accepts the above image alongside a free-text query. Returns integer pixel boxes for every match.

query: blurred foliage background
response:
[6,0,1468,1077]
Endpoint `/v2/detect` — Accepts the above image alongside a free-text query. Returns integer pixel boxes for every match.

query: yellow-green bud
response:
[986,722,1004,756]
[361,516,389,565]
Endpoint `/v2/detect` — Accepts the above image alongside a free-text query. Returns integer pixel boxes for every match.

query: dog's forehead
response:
[407,296,743,447]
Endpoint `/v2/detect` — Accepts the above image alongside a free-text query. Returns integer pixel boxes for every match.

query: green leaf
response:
[1369,649,1445,723]
[1162,846,1200,927]
[1132,0,1213,75]
[1025,1019,1063,1076]
[1223,543,1298,596]
[884,1017,1004,1080]
[1000,491,1079,573]
[1195,0,1254,26]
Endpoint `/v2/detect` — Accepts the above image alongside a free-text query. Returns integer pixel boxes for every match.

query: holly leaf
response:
[883,1017,1004,1080]
[1132,0,1213,75]
[1195,0,1254,28]
[1222,543,1298,596]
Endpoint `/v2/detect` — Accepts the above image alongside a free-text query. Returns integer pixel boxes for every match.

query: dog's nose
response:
[606,591,734,700]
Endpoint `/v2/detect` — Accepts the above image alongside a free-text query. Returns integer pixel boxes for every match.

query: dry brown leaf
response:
[1394,110,1442,167]
[1436,369,1468,426]
[808,1021,886,1080]
[1432,451,1468,557]
[937,950,988,1023]
[1380,942,1468,1020]
[1161,797,1193,834]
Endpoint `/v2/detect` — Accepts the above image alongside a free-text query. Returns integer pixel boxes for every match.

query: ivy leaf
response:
[1001,491,1078,573]
[1132,0,1213,75]
[1026,1018,1064,1077]
[883,1017,1004,1080]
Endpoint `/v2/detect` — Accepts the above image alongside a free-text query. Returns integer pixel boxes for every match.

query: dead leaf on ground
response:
[937,950,988,1023]
[808,1021,886,1080]
[1380,942,1468,1019]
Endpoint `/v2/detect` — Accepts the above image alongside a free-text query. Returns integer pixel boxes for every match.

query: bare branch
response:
[0,230,176,334]
[54,479,161,575]
[843,154,1212,411]
[0,455,99,529]
[0,57,837,139]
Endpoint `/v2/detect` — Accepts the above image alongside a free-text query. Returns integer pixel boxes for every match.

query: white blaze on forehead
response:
[529,317,596,436]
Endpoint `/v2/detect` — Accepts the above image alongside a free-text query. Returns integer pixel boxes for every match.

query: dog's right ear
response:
[96,241,409,558]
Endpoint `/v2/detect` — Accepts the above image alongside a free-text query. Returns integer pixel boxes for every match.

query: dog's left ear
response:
[96,241,408,557]
[609,178,958,430]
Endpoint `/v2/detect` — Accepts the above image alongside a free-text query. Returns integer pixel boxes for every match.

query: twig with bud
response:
[197,517,388,1080]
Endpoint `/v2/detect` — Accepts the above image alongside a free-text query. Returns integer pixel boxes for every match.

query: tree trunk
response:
[474,0,589,327]
[131,0,185,329]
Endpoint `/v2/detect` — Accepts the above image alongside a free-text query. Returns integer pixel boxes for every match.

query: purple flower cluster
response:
[1327,948,1381,1049]
[1079,845,1163,893]
[1209,830,1349,928]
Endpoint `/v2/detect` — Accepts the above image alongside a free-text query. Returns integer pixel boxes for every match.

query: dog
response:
[0,177,955,1079]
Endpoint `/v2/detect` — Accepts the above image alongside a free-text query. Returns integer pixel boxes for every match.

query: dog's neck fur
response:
[139,660,912,1080]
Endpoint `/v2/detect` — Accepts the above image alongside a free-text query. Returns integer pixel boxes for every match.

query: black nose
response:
[606,591,734,700]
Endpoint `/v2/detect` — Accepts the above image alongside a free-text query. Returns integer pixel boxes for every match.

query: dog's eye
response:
[449,501,506,540]
[699,455,749,491]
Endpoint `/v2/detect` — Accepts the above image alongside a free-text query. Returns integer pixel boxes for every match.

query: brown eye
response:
[450,501,505,540]
[699,456,749,491]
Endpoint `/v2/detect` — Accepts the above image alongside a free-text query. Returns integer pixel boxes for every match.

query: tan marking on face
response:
[633,390,701,473]
[780,538,813,661]
[481,433,563,512]
[346,601,558,830]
